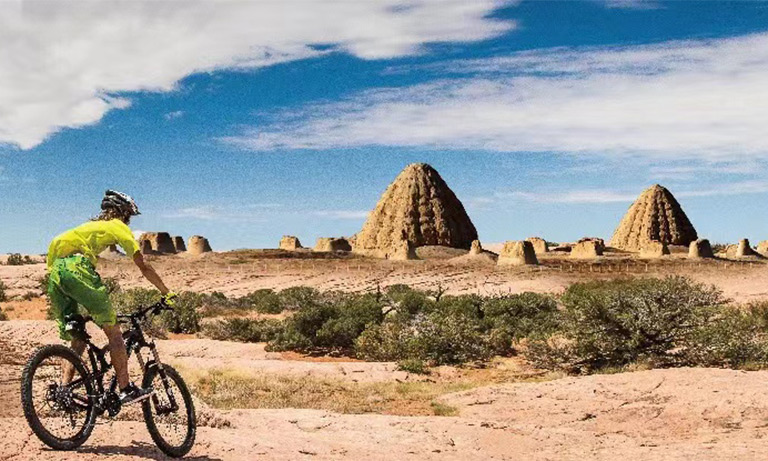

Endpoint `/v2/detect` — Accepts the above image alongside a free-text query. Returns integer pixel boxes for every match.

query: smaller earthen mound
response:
[639,240,669,259]
[497,241,538,266]
[688,239,714,259]
[469,240,483,255]
[314,237,352,253]
[758,241,768,257]
[737,239,757,257]
[99,244,125,259]
[188,236,212,255]
[139,232,176,254]
[173,236,186,252]
[139,240,153,255]
[279,235,303,251]
[388,239,417,261]
[570,240,603,259]
[526,237,548,255]
[578,237,606,252]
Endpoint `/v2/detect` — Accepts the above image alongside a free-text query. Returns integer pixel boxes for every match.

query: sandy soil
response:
[3,248,768,303]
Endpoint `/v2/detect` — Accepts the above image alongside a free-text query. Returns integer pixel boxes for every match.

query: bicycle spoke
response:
[148,372,190,448]
[30,354,91,440]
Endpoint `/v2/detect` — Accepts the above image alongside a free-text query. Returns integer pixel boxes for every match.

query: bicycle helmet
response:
[101,189,140,216]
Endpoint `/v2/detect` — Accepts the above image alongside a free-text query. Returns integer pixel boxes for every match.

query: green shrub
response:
[38,274,49,296]
[269,293,383,353]
[278,286,321,311]
[315,294,383,349]
[354,321,412,361]
[356,310,494,366]
[0,307,7,321]
[6,253,34,265]
[683,303,768,368]
[483,292,561,341]
[203,317,282,343]
[525,277,726,372]
[240,289,283,314]
[102,277,121,295]
[397,359,429,374]
[0,281,6,303]
[160,291,202,334]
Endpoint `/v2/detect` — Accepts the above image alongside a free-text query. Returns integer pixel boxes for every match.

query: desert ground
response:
[2,247,768,460]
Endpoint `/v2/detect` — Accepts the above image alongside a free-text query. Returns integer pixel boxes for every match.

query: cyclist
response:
[46,190,176,405]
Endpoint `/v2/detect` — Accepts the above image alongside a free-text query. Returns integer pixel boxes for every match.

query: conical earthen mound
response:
[355,163,477,257]
[609,184,697,251]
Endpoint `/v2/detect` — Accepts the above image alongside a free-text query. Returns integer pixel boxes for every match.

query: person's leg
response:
[102,324,130,389]
[48,264,82,384]
[62,339,86,384]
[60,257,129,389]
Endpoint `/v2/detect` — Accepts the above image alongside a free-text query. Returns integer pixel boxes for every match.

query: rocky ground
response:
[3,251,768,459]
[2,320,768,460]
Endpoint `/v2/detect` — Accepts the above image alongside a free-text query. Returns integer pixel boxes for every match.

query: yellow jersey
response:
[47,219,140,269]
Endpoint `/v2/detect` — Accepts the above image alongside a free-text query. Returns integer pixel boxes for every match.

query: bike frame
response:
[65,304,179,417]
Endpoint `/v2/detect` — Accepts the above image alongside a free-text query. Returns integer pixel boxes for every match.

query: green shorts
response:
[48,255,116,340]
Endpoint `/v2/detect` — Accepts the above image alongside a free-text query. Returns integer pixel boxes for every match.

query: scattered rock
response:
[497,241,538,266]
[355,163,477,258]
[139,232,176,254]
[188,235,212,255]
[737,238,757,257]
[758,241,768,257]
[639,240,670,258]
[314,237,352,252]
[139,239,153,255]
[526,237,549,255]
[280,235,303,251]
[609,184,698,251]
[578,237,605,253]
[469,240,483,255]
[173,236,187,252]
[570,240,603,259]
[688,239,714,259]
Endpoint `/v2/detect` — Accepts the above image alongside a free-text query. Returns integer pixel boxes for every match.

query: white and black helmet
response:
[101,190,140,216]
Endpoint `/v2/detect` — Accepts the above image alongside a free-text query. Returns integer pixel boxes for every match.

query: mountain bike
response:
[20,299,196,458]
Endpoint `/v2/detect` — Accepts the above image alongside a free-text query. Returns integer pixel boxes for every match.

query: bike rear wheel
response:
[142,364,196,458]
[21,344,96,450]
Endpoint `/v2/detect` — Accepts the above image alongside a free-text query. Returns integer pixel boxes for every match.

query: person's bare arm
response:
[133,252,170,295]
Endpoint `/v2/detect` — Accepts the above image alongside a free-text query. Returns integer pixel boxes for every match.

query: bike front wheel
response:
[142,364,196,458]
[20,344,96,450]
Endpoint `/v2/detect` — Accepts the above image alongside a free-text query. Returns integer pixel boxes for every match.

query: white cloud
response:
[164,110,185,121]
[498,190,639,204]
[497,180,768,204]
[0,1,513,149]
[162,205,272,222]
[225,33,768,159]
[603,0,661,9]
[163,204,368,221]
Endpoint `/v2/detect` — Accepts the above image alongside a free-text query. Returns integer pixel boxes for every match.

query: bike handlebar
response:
[117,299,174,322]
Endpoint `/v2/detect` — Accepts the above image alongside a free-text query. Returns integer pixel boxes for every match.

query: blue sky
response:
[1,1,767,253]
